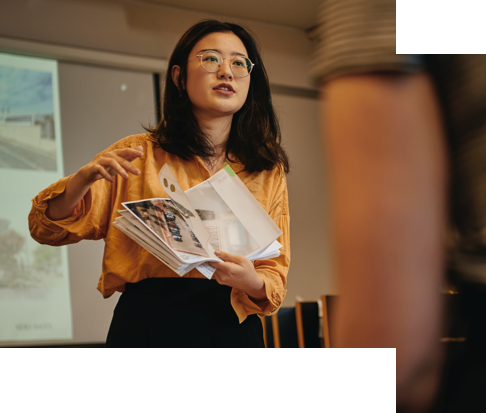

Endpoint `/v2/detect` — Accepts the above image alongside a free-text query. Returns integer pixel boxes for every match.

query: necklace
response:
[203,150,227,175]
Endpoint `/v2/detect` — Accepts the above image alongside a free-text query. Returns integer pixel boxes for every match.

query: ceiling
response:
[133,0,321,30]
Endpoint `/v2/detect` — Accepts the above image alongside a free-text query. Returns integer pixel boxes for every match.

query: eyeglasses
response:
[188,50,254,78]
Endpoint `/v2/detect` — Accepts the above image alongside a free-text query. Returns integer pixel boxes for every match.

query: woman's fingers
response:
[93,148,143,182]
[211,260,236,275]
[117,146,143,161]
[214,250,244,264]
[112,156,140,176]
[115,146,143,172]
[211,251,250,275]
[212,270,232,287]
[95,164,116,182]
[77,145,144,185]
[101,157,131,178]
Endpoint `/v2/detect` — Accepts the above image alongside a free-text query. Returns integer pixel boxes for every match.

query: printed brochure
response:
[113,164,282,278]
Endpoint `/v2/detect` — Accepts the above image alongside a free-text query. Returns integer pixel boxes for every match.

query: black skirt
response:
[105,277,264,348]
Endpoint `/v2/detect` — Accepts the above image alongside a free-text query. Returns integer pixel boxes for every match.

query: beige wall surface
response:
[0,0,316,89]
[273,92,336,299]
[0,0,335,316]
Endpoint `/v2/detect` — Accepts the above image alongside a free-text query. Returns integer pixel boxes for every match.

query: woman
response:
[29,20,290,347]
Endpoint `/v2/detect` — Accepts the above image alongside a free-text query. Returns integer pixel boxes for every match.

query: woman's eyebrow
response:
[199,49,247,57]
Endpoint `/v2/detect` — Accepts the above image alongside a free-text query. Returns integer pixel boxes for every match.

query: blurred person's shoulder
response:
[310,0,424,83]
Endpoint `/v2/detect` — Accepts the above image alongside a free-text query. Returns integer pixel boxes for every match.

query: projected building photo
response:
[0,52,71,343]
[0,65,57,171]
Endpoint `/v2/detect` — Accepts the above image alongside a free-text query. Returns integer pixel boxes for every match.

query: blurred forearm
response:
[321,72,447,411]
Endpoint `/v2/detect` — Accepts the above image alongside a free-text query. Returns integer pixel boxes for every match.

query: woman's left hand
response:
[211,251,267,301]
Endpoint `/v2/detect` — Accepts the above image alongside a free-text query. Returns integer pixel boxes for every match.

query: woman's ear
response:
[171,65,183,89]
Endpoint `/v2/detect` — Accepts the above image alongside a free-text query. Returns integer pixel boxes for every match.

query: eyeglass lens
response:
[200,51,252,77]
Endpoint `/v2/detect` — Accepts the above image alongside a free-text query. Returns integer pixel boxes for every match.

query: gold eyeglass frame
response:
[188,50,255,78]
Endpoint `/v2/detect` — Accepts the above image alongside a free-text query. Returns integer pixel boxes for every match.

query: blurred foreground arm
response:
[322,73,447,411]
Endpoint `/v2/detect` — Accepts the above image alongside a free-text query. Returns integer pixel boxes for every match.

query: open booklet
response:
[112,163,283,279]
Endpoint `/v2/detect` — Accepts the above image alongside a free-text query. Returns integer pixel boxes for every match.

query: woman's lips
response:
[213,88,235,95]
[213,83,235,94]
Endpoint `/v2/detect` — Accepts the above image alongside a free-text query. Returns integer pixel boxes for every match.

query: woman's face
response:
[173,31,251,121]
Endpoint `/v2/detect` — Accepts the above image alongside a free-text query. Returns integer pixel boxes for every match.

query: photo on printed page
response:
[151,199,175,249]
[158,164,212,250]
[0,64,58,172]
[164,199,208,257]
[186,181,259,256]
[124,199,169,245]
[146,202,172,242]
[123,199,208,257]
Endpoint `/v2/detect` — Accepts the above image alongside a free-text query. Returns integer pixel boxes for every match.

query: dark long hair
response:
[145,20,290,174]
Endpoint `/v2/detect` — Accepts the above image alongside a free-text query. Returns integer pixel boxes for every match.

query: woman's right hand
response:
[46,146,143,221]
[78,146,144,185]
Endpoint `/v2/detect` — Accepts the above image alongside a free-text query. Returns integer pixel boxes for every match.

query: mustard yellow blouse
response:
[29,134,290,323]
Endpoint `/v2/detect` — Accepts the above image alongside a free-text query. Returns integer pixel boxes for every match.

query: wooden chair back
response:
[295,301,321,348]
[261,307,298,348]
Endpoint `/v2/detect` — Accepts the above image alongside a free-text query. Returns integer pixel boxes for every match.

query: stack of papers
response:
[113,164,282,278]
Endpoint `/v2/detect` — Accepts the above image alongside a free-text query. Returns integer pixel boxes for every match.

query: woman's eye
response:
[204,57,219,62]
[234,61,244,67]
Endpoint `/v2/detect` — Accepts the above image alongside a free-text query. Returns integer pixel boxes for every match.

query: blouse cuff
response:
[230,270,287,323]
[31,175,90,228]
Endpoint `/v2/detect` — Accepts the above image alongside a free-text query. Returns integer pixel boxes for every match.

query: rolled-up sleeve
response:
[29,176,112,246]
[230,174,290,323]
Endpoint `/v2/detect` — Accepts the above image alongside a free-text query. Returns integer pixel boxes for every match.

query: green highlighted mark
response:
[223,163,236,177]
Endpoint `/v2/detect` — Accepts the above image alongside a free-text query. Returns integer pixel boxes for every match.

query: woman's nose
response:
[217,59,233,79]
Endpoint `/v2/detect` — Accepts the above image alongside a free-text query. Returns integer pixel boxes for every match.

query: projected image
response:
[0,53,71,343]
[0,65,57,171]
[0,218,63,292]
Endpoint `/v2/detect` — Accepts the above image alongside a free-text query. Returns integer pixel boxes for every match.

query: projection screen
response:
[0,53,72,342]
[0,52,157,346]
